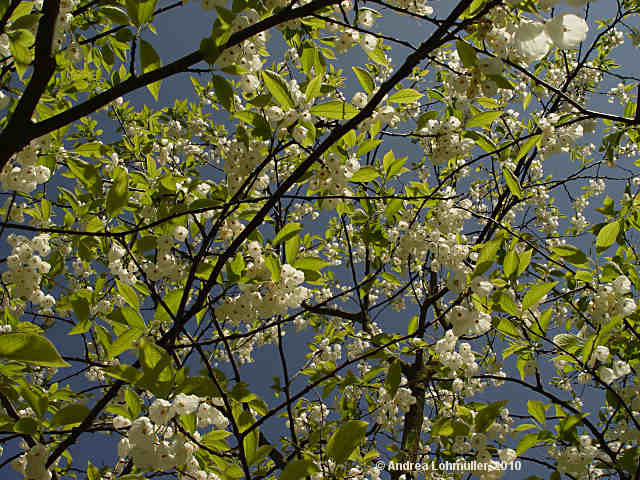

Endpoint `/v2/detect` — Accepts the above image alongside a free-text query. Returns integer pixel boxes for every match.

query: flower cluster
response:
[587,276,636,326]
[447,305,492,337]
[2,234,54,312]
[143,233,188,283]
[0,139,52,194]
[376,382,417,427]
[215,262,310,354]
[117,394,228,477]
[418,117,475,165]
[309,152,361,210]
[514,13,588,63]
[52,0,80,51]
[11,443,54,480]
[219,136,270,193]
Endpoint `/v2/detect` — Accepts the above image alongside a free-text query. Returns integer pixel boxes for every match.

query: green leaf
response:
[280,459,320,480]
[596,221,620,250]
[261,71,294,110]
[352,66,374,95]
[388,89,424,104]
[293,257,330,271]
[139,39,162,100]
[522,282,557,312]
[527,400,546,425]
[517,432,539,455]
[475,401,508,433]
[51,404,90,427]
[65,158,100,192]
[213,74,234,111]
[515,135,541,162]
[109,328,144,359]
[126,0,157,26]
[199,37,220,64]
[503,167,523,199]
[285,235,300,264]
[273,223,302,246]
[8,1,33,21]
[456,40,477,68]
[8,29,34,78]
[99,5,130,24]
[310,100,359,120]
[116,279,139,310]
[384,360,402,398]
[349,166,380,183]
[305,75,322,103]
[467,110,501,129]
[138,338,172,382]
[326,420,368,464]
[14,417,38,434]
[0,333,69,367]
[551,245,589,268]
[106,167,129,217]
[503,249,518,278]
[475,236,503,275]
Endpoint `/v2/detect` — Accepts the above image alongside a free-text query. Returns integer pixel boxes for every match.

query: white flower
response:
[113,415,132,429]
[613,275,632,295]
[149,399,175,425]
[173,225,188,243]
[292,124,308,144]
[361,33,377,51]
[545,14,588,49]
[471,277,493,297]
[613,360,630,378]
[598,366,615,385]
[172,393,200,415]
[118,437,132,457]
[239,74,260,94]
[498,448,517,463]
[514,19,552,62]
[593,346,609,362]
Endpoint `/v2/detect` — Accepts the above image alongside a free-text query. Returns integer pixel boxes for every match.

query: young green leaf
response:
[388,88,424,104]
[310,101,359,120]
[503,167,523,199]
[273,223,302,246]
[106,166,129,217]
[596,221,620,250]
[0,333,69,367]
[326,420,368,464]
[467,110,501,129]
[139,39,162,100]
[261,71,295,110]
[352,66,374,94]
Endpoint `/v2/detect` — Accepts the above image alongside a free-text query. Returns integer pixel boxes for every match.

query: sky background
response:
[3,0,640,478]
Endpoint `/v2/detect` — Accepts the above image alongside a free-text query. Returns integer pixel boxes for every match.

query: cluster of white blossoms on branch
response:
[376,381,417,427]
[143,230,189,283]
[447,305,492,337]
[2,234,55,312]
[587,275,636,326]
[310,152,362,210]
[215,258,310,361]
[418,117,475,165]
[11,443,56,480]
[513,13,588,63]
[220,136,270,193]
[547,435,599,479]
[0,138,51,194]
[52,0,80,51]
[116,394,228,478]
